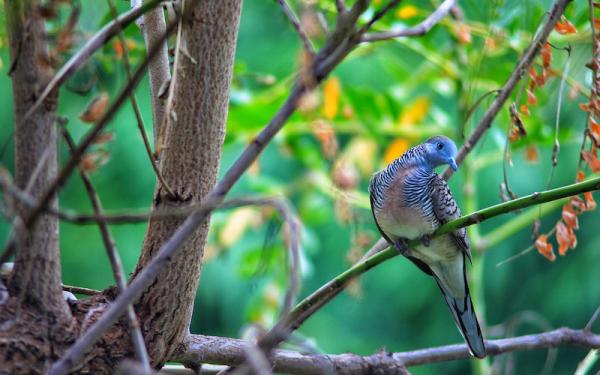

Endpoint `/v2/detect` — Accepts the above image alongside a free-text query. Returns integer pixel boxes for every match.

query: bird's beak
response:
[449,158,458,171]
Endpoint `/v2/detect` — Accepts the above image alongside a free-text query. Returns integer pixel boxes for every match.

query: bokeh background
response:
[1,0,599,374]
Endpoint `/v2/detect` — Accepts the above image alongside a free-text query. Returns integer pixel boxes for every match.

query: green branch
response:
[278,175,600,332]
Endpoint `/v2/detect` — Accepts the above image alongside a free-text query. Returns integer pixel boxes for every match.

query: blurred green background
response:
[1,0,599,374]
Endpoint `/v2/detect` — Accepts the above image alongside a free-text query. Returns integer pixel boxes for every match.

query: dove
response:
[369,135,486,358]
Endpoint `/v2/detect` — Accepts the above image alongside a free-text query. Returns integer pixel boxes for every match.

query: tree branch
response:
[172,328,600,372]
[137,0,171,140]
[442,0,573,180]
[266,176,600,337]
[61,123,151,371]
[361,0,456,42]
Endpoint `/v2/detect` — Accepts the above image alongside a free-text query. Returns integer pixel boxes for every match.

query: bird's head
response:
[423,136,458,171]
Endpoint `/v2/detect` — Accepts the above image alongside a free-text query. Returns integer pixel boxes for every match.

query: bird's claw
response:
[394,238,409,255]
[420,234,431,247]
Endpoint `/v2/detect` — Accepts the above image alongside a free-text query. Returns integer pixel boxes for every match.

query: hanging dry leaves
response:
[526,88,538,105]
[79,92,109,123]
[323,77,341,119]
[541,43,552,68]
[92,132,114,145]
[535,234,555,261]
[589,117,600,146]
[562,204,579,229]
[509,103,526,142]
[79,150,110,173]
[584,192,597,210]
[581,150,600,172]
[555,15,577,34]
[556,221,577,256]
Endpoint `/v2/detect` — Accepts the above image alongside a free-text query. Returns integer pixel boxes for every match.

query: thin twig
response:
[442,0,573,180]
[362,0,456,42]
[585,305,600,331]
[107,0,176,199]
[358,0,403,36]
[172,328,600,372]
[277,0,315,56]
[23,0,165,121]
[61,122,151,371]
[62,284,101,296]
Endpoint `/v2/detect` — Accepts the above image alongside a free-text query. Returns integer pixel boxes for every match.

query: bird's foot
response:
[420,234,431,247]
[393,238,409,255]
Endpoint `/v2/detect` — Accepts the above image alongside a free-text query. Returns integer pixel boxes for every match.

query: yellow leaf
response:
[323,77,341,119]
[398,97,430,127]
[396,5,418,19]
[384,138,409,165]
[218,208,260,247]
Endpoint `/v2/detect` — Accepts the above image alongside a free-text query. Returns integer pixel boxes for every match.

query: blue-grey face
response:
[423,136,458,170]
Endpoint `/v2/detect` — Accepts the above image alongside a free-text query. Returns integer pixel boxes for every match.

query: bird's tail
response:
[434,277,486,358]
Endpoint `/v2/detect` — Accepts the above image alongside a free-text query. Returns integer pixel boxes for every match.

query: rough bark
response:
[4,0,67,319]
[131,0,243,366]
[0,1,73,373]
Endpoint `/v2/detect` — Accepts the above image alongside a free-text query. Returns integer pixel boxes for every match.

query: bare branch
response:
[61,122,151,371]
[24,0,165,121]
[361,0,456,42]
[442,0,573,180]
[278,0,315,56]
[62,284,101,296]
[172,328,600,372]
[358,0,402,35]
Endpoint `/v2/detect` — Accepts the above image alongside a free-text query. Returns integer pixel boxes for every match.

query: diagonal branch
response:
[172,328,600,373]
[361,0,456,42]
[60,123,151,371]
[442,0,573,180]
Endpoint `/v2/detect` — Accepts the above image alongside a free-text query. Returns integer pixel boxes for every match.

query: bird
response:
[368,135,486,358]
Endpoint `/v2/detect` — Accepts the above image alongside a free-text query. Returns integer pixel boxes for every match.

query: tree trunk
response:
[0,1,73,373]
[131,0,242,366]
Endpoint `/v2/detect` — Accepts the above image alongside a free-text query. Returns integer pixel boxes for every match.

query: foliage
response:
[1,0,599,374]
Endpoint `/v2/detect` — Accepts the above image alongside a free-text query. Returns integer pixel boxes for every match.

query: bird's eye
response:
[437,142,443,150]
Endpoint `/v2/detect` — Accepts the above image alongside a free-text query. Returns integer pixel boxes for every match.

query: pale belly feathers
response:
[375,204,460,264]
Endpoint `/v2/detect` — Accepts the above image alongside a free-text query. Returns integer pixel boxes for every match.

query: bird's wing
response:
[430,174,471,261]
[369,172,434,276]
